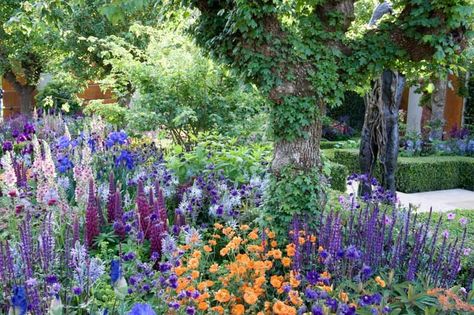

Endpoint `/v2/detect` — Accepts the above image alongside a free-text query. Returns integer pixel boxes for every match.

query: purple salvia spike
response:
[149,188,154,208]
[427,216,442,269]
[107,171,116,222]
[136,180,151,238]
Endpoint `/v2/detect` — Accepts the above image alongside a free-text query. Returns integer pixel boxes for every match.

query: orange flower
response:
[339,291,349,303]
[281,257,292,267]
[272,249,282,259]
[375,276,386,288]
[214,223,224,229]
[240,224,250,231]
[211,306,224,314]
[209,263,219,273]
[188,257,199,269]
[209,239,217,246]
[270,240,278,248]
[192,250,202,259]
[243,288,258,305]
[248,230,259,240]
[220,247,229,256]
[222,227,233,236]
[198,302,209,311]
[203,245,212,252]
[310,235,317,243]
[232,304,245,315]
[270,275,283,289]
[267,231,275,238]
[289,290,302,306]
[272,301,289,315]
[191,270,200,279]
[286,244,296,257]
[215,289,231,303]
[298,237,306,245]
[212,234,221,239]
[174,266,187,276]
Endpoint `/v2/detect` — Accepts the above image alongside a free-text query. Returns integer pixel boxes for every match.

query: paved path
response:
[397,189,474,212]
[347,184,474,212]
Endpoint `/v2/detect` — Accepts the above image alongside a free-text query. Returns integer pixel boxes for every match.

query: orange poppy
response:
[243,288,258,305]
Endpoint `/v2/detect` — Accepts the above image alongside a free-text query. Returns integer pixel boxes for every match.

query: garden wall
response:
[331,149,474,193]
[1,77,115,119]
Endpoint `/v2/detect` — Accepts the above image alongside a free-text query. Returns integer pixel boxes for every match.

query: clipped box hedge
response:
[327,162,349,192]
[331,149,474,193]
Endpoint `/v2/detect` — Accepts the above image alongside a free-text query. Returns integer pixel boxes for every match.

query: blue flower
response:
[128,303,156,315]
[58,155,74,173]
[106,131,128,148]
[115,150,134,170]
[11,286,28,315]
[311,304,324,315]
[57,136,70,149]
[110,259,121,285]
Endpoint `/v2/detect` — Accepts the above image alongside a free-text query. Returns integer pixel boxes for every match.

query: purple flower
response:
[2,140,13,152]
[72,286,82,295]
[305,287,318,300]
[311,304,324,315]
[441,230,450,238]
[459,217,468,226]
[463,248,471,256]
[128,303,156,315]
[447,213,455,220]
[185,306,196,315]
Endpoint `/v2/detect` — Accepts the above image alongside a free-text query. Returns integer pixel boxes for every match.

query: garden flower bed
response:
[0,114,473,314]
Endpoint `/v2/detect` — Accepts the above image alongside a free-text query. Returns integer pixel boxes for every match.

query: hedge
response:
[327,162,349,192]
[331,149,474,193]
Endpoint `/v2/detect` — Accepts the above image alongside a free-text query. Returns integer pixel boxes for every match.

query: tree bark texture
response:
[272,120,322,173]
[429,78,447,140]
[4,71,36,115]
[360,70,405,193]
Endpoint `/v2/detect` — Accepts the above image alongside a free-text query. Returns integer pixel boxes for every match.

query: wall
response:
[1,76,115,119]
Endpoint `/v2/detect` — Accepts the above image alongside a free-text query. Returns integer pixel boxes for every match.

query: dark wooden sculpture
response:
[359,2,405,194]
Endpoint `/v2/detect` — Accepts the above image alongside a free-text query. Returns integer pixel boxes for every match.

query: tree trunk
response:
[360,70,405,193]
[430,78,447,140]
[272,121,322,173]
[18,85,36,115]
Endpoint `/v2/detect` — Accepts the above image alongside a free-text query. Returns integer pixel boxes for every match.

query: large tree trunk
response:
[272,121,322,173]
[4,71,36,115]
[429,78,447,140]
[18,85,36,114]
[360,70,405,193]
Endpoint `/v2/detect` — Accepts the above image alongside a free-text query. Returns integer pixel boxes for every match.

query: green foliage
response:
[332,149,474,193]
[263,167,326,235]
[97,25,265,144]
[35,73,85,113]
[326,161,348,193]
[165,133,272,184]
[84,100,127,127]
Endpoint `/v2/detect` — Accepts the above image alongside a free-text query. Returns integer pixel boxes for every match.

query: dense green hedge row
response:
[332,149,474,193]
[327,162,349,192]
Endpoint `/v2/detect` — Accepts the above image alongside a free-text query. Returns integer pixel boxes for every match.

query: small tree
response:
[0,1,63,114]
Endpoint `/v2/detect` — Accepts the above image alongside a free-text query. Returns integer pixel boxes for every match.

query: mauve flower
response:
[447,213,455,220]
[441,230,450,238]
[463,248,471,256]
[185,306,196,315]
[459,217,468,226]
[128,303,156,315]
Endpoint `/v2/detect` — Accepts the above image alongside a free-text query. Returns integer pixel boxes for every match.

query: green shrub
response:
[84,101,127,127]
[332,149,474,192]
[36,73,86,113]
[327,162,348,192]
